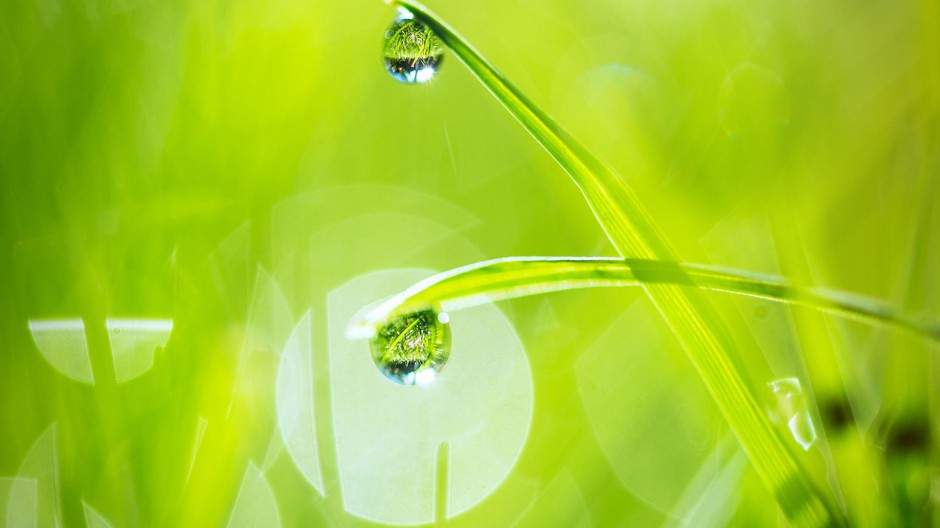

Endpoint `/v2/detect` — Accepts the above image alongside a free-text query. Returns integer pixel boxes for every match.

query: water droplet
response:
[370,308,451,385]
[768,378,817,450]
[383,9,443,84]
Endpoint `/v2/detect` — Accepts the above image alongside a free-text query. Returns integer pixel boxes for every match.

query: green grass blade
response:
[348,256,940,343]
[389,2,841,524]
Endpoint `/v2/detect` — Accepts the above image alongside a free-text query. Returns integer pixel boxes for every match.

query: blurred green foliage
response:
[0,0,937,525]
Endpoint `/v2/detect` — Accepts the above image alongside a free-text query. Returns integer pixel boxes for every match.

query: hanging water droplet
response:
[370,308,451,385]
[383,8,444,84]
[767,378,817,450]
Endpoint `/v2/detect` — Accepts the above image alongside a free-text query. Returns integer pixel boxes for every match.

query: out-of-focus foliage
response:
[0,0,937,525]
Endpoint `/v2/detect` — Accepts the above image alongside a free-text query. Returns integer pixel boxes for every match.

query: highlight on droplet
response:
[767,377,817,451]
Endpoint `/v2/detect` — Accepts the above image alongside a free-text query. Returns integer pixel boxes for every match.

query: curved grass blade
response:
[348,256,940,343]
[388,2,841,525]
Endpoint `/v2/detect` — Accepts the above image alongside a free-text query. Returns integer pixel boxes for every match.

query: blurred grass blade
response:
[390,1,841,525]
[348,256,940,342]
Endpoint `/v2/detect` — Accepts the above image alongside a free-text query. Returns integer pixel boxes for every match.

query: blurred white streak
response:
[28,319,94,385]
[226,463,281,528]
[0,477,38,528]
[82,501,114,528]
[275,311,324,496]
[106,318,172,383]
[184,417,209,487]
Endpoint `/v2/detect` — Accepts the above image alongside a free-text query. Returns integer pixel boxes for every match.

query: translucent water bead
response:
[383,8,444,84]
[370,308,451,385]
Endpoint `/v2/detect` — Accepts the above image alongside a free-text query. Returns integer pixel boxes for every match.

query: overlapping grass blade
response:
[387,1,841,524]
[348,256,940,342]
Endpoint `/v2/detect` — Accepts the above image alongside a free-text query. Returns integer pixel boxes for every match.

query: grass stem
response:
[387,1,846,524]
[349,256,939,344]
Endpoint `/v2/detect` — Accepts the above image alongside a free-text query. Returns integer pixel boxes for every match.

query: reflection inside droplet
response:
[383,8,444,84]
[768,378,817,450]
[370,308,451,385]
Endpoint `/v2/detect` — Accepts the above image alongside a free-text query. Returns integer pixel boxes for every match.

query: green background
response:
[0,0,938,525]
